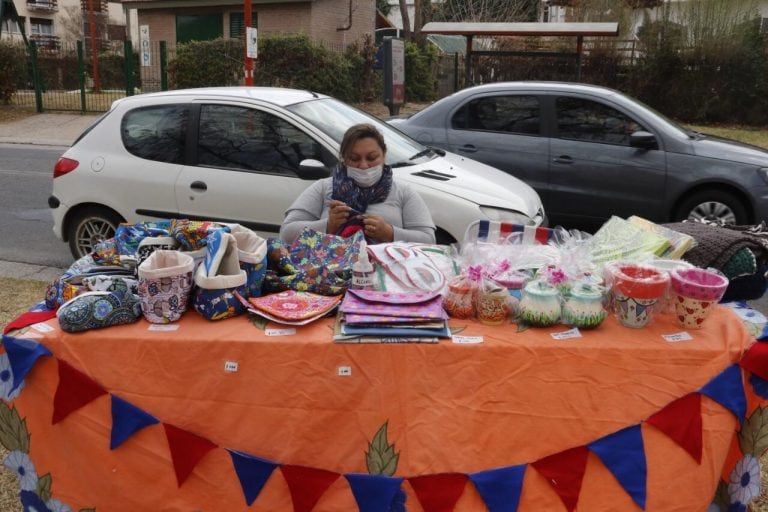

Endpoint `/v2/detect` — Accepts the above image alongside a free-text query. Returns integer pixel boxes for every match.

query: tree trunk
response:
[413,0,424,46]
[399,0,412,40]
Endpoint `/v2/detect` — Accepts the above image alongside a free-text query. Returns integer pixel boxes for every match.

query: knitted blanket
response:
[662,222,768,270]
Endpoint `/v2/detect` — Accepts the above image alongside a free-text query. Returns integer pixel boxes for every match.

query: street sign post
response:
[383,37,405,116]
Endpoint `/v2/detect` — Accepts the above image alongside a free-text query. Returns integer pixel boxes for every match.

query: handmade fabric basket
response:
[137,250,195,324]
[193,231,248,320]
[230,226,268,299]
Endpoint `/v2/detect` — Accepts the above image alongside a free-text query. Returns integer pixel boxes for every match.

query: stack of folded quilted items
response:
[335,290,451,342]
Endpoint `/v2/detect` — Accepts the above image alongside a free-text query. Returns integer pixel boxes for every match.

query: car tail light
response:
[53,157,79,178]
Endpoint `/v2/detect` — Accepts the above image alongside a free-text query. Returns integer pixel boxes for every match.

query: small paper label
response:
[337,366,352,376]
[31,322,54,333]
[452,335,484,344]
[662,332,693,342]
[265,328,296,337]
[148,324,180,331]
[224,361,238,373]
[550,328,582,340]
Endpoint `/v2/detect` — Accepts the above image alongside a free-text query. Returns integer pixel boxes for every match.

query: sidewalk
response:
[0,112,100,146]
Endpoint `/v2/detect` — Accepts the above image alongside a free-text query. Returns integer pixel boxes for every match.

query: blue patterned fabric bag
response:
[193,231,248,321]
[57,290,141,333]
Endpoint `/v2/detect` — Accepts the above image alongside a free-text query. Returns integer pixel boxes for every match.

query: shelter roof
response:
[420,22,619,37]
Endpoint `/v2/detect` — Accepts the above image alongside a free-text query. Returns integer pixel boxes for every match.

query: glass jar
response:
[519,281,561,327]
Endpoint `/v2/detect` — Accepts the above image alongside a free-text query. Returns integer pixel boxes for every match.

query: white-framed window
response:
[2,16,25,34]
[30,17,53,35]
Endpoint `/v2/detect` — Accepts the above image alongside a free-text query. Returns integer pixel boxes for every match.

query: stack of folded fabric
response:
[334,290,451,343]
[246,290,342,325]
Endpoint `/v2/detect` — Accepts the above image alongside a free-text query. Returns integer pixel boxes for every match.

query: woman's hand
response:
[362,214,394,242]
[327,200,353,234]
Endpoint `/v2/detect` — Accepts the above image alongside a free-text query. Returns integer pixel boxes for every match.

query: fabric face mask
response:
[347,164,383,188]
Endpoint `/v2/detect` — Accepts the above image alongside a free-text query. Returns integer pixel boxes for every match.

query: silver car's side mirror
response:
[629,131,658,150]
[297,159,330,180]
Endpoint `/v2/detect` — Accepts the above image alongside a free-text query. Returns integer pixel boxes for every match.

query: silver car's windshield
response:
[286,98,430,166]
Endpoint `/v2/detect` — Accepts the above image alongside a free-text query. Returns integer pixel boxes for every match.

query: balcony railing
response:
[26,0,58,12]
[30,33,61,51]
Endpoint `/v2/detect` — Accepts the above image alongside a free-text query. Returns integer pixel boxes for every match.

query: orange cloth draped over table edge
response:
[9,307,751,511]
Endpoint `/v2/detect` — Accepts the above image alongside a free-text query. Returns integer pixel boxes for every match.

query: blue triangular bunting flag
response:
[110,395,159,450]
[699,364,747,423]
[228,450,278,506]
[345,473,404,512]
[469,464,526,512]
[588,425,647,510]
[2,335,51,392]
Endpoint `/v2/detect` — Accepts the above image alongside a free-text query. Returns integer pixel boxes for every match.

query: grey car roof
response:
[112,87,327,109]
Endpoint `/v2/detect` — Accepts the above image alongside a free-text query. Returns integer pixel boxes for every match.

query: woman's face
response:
[345,137,385,169]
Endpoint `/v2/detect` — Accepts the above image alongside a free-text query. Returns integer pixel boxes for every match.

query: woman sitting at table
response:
[279,123,436,244]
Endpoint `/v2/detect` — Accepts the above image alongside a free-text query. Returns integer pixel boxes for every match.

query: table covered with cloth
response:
[0,306,762,512]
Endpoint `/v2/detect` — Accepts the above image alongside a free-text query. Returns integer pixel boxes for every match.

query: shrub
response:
[168,38,244,89]
[0,42,29,103]
[255,34,357,101]
[404,41,437,102]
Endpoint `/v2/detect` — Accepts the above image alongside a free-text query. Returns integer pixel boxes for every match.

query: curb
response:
[0,261,65,283]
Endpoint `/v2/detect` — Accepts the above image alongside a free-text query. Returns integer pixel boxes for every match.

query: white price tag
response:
[265,327,296,337]
[550,328,582,340]
[148,324,179,331]
[662,332,693,343]
[337,366,352,376]
[451,335,484,344]
[31,322,54,333]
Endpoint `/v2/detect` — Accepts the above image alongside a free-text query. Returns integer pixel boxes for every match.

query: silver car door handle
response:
[190,181,208,191]
[459,144,477,153]
[553,156,574,164]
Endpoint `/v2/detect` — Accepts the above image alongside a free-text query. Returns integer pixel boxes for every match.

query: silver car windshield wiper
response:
[409,148,435,161]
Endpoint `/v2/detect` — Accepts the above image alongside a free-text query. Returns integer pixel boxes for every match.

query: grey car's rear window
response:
[451,95,541,135]
[121,105,189,163]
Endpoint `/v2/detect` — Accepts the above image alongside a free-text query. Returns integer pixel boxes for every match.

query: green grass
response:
[687,123,768,149]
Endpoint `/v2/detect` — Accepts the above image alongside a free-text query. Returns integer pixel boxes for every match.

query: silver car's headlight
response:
[759,168,768,184]
[479,206,536,226]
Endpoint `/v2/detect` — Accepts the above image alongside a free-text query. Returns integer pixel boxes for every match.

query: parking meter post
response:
[382,37,405,117]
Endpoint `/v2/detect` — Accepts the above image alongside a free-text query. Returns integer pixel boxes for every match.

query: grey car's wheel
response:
[66,207,123,259]
[675,189,749,226]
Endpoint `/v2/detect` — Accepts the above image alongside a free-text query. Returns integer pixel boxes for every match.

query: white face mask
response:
[347,164,383,188]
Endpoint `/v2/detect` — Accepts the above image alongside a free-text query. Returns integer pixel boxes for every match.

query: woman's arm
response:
[279,180,329,243]
[393,186,436,244]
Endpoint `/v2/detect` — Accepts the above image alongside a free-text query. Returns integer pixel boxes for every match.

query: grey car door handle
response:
[459,144,477,153]
[553,155,574,164]
[190,181,208,191]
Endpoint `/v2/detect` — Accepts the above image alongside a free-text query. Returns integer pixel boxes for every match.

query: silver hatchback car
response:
[389,82,768,231]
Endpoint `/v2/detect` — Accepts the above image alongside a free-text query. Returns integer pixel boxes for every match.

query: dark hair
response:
[339,123,387,162]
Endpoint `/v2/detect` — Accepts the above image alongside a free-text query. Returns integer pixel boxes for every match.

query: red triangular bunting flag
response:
[163,423,218,487]
[531,446,589,512]
[3,310,57,334]
[280,464,340,512]
[740,342,768,381]
[52,359,107,424]
[646,393,702,463]
[408,473,468,512]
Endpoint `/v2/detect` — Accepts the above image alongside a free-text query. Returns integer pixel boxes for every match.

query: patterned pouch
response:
[138,250,195,323]
[57,290,141,333]
[263,228,362,296]
[170,219,229,251]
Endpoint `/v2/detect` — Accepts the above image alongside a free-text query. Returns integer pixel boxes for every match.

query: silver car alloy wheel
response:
[687,200,737,225]
[74,216,117,257]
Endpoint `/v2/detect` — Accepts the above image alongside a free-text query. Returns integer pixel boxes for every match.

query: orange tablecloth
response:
[8,307,753,511]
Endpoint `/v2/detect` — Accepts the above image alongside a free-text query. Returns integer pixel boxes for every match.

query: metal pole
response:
[29,41,43,113]
[453,52,458,92]
[88,0,100,92]
[465,35,473,87]
[77,41,86,112]
[160,40,168,91]
[244,1,253,85]
[576,35,583,82]
[124,39,134,96]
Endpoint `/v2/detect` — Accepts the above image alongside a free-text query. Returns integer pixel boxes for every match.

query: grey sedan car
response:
[389,82,768,230]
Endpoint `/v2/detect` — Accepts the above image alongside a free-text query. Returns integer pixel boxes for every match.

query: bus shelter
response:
[419,22,619,86]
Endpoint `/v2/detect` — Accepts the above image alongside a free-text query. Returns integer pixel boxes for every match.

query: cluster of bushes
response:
[167,34,437,104]
[0,42,28,103]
